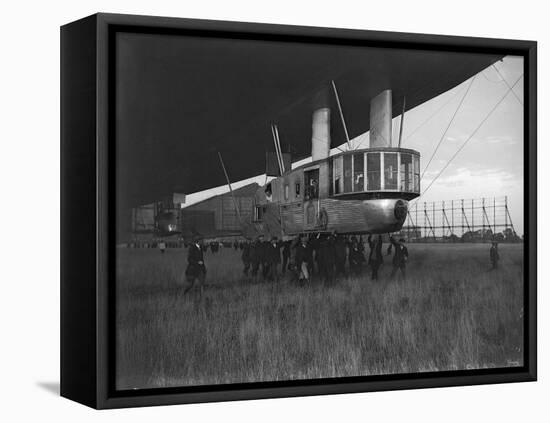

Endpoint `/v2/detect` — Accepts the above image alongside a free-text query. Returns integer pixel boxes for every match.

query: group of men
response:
[241,236,291,282]
[238,233,409,284]
[184,232,502,294]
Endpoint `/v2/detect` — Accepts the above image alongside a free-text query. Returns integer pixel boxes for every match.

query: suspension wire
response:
[420,75,476,180]
[352,61,479,151]
[401,81,470,145]
[413,73,523,203]
[481,69,503,84]
[352,133,369,150]
[351,81,462,151]
[492,64,523,106]
[353,84,454,150]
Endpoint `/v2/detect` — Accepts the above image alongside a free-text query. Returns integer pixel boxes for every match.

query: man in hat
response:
[490,241,500,270]
[241,239,251,277]
[387,236,408,280]
[250,235,264,280]
[367,234,384,280]
[158,239,166,254]
[264,236,282,282]
[281,240,291,275]
[317,233,336,283]
[184,235,206,295]
[334,233,347,277]
[295,235,313,283]
[349,237,365,276]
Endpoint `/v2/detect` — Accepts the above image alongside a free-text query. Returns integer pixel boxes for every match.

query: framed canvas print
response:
[60,13,537,409]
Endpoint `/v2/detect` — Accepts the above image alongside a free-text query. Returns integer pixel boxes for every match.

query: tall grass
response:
[116,244,524,390]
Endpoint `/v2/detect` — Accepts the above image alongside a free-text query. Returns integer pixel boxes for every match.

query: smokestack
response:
[369,89,392,148]
[311,89,331,161]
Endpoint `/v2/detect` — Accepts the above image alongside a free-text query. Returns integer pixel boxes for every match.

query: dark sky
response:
[115,30,501,226]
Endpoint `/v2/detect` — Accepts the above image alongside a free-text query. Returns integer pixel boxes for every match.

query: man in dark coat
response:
[317,234,335,283]
[158,240,166,254]
[210,241,219,254]
[250,235,264,280]
[295,235,313,283]
[281,240,291,275]
[308,235,320,275]
[358,235,365,253]
[264,237,282,282]
[490,241,500,269]
[184,236,206,295]
[349,238,365,276]
[241,240,251,276]
[260,237,271,281]
[367,234,384,280]
[387,236,408,280]
[314,234,325,279]
[334,234,347,277]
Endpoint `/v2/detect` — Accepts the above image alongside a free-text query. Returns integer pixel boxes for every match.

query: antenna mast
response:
[398,96,406,148]
[217,151,242,223]
[331,80,352,150]
[273,124,285,173]
[270,123,284,175]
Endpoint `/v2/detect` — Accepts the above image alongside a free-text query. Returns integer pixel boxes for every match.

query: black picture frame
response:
[60,12,537,409]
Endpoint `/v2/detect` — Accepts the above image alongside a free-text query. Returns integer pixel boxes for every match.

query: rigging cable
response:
[481,69,503,84]
[420,75,476,180]
[492,64,523,106]
[349,62,476,151]
[402,79,470,145]
[414,73,523,203]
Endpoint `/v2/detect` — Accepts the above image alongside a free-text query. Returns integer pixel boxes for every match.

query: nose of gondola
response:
[394,199,408,221]
[361,198,408,234]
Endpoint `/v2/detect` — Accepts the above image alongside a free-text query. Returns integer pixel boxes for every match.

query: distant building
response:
[129,185,257,242]
[181,183,258,239]
[131,203,157,234]
[131,192,186,235]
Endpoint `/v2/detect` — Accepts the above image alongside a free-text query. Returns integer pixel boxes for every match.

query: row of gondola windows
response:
[332,152,420,194]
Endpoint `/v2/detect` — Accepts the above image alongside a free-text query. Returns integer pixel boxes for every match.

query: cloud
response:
[421,165,521,203]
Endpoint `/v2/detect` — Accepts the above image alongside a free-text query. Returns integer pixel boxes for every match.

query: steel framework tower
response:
[401,196,517,241]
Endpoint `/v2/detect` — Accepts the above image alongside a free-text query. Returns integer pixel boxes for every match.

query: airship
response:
[243,87,419,239]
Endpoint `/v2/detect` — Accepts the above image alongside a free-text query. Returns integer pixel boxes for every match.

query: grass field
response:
[115,243,524,390]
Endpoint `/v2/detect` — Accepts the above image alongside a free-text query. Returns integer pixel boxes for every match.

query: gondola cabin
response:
[250,89,421,239]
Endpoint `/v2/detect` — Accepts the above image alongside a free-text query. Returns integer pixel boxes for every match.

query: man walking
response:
[250,235,264,280]
[368,234,384,280]
[490,241,500,269]
[184,235,206,295]
[334,233,347,277]
[295,235,313,283]
[281,240,291,275]
[317,234,335,283]
[387,236,408,280]
[265,237,282,282]
[158,239,166,254]
[241,240,251,276]
[349,237,365,276]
